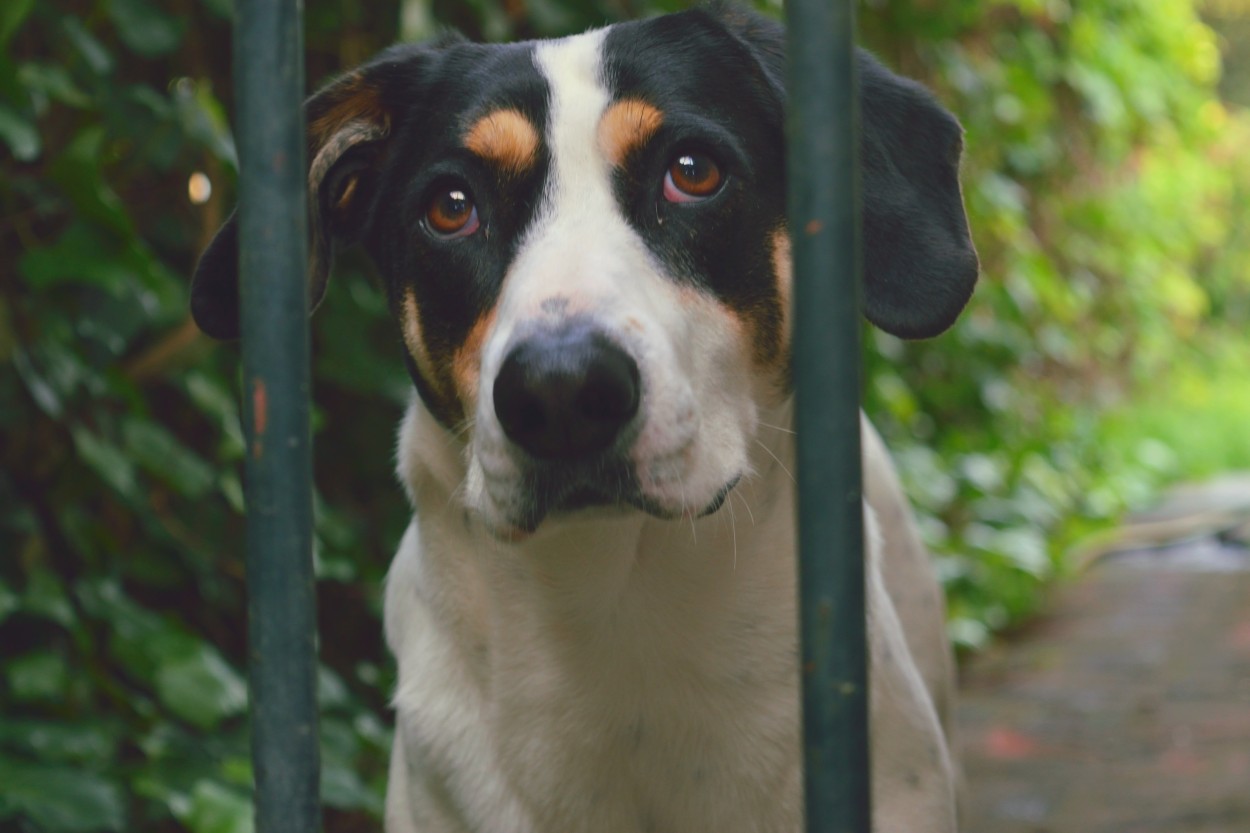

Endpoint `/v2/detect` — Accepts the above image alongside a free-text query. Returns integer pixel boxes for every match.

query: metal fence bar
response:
[235,0,321,830]
[786,1,870,831]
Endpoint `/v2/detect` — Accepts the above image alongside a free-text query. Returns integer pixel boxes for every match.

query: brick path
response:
[958,479,1250,833]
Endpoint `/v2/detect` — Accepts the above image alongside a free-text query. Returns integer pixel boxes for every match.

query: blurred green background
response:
[3,0,1250,830]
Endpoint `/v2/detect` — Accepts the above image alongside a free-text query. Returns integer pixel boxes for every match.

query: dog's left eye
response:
[425,186,481,238]
[663,152,722,203]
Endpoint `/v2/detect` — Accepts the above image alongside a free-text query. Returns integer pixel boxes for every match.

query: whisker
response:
[754,438,796,484]
[681,483,697,543]
[727,494,738,571]
[445,473,470,514]
[734,489,756,526]
[453,417,476,440]
[757,420,795,435]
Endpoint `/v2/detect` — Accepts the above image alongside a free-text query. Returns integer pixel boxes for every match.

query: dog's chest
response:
[394,505,804,832]
[495,556,800,829]
[494,671,803,833]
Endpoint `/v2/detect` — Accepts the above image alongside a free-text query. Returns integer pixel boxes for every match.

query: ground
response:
[958,476,1250,833]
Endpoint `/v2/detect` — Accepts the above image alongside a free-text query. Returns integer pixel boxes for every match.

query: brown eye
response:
[426,187,480,237]
[663,153,722,202]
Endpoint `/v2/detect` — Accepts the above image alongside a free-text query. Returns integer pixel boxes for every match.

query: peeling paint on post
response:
[251,378,268,459]
[235,0,321,830]
[787,0,871,831]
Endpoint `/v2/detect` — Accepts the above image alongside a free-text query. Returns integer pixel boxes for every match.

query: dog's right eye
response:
[425,186,481,238]
[663,152,723,203]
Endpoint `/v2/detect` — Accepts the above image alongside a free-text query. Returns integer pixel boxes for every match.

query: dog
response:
[191,4,977,830]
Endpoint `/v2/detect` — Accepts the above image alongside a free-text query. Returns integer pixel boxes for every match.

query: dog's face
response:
[191,6,977,535]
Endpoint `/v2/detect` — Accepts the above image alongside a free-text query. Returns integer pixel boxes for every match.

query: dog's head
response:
[192,5,977,535]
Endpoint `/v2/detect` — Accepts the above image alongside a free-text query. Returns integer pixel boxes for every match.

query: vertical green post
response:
[235,0,321,830]
[786,1,870,831]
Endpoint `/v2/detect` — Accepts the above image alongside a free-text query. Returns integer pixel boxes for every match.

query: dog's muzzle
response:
[479,318,742,533]
[487,321,652,529]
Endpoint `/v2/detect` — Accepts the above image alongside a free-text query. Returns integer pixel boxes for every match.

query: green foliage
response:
[2,1,402,830]
[860,0,1250,647]
[2,0,1248,829]
[1098,342,1250,478]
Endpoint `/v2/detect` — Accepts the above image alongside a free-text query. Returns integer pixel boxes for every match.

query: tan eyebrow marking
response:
[463,109,540,176]
[597,99,664,167]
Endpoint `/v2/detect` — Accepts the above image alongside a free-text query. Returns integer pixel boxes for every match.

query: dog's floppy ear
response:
[857,52,978,339]
[190,48,417,340]
[704,4,978,339]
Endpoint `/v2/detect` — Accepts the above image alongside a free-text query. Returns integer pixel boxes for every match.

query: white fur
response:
[383,28,958,833]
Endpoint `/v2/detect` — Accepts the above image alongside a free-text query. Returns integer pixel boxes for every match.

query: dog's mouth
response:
[493,456,741,535]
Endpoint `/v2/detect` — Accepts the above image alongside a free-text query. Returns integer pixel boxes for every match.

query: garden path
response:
[958,475,1250,833]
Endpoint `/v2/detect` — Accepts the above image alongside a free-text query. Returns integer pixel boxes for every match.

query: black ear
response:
[190,209,241,339]
[702,3,978,339]
[858,51,978,339]
[190,49,416,340]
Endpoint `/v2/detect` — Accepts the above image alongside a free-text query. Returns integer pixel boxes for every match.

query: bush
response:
[860,0,1250,647]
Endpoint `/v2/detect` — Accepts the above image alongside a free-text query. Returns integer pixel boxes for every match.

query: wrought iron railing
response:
[787,1,870,830]
[235,0,321,830]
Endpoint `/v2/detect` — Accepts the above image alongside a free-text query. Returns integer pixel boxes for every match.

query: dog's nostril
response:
[578,350,640,424]
[493,327,640,461]
[507,391,548,438]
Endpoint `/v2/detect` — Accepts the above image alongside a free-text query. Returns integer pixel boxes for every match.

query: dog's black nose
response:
[493,326,640,461]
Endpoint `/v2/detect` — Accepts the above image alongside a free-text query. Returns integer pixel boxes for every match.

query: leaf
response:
[198,0,234,20]
[19,223,134,294]
[321,759,382,814]
[0,718,119,765]
[0,103,40,161]
[18,63,91,108]
[154,644,247,730]
[122,416,215,499]
[320,713,384,814]
[106,0,187,57]
[0,580,18,626]
[71,427,138,500]
[77,579,204,680]
[0,755,126,832]
[184,372,246,458]
[12,336,111,419]
[61,18,113,75]
[220,473,244,514]
[182,780,254,833]
[5,651,69,703]
[10,347,63,417]
[318,666,350,711]
[0,0,34,48]
[21,569,75,628]
[173,78,238,170]
[50,127,133,236]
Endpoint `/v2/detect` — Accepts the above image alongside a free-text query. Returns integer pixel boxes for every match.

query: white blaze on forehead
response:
[533,29,615,221]
[483,28,658,366]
